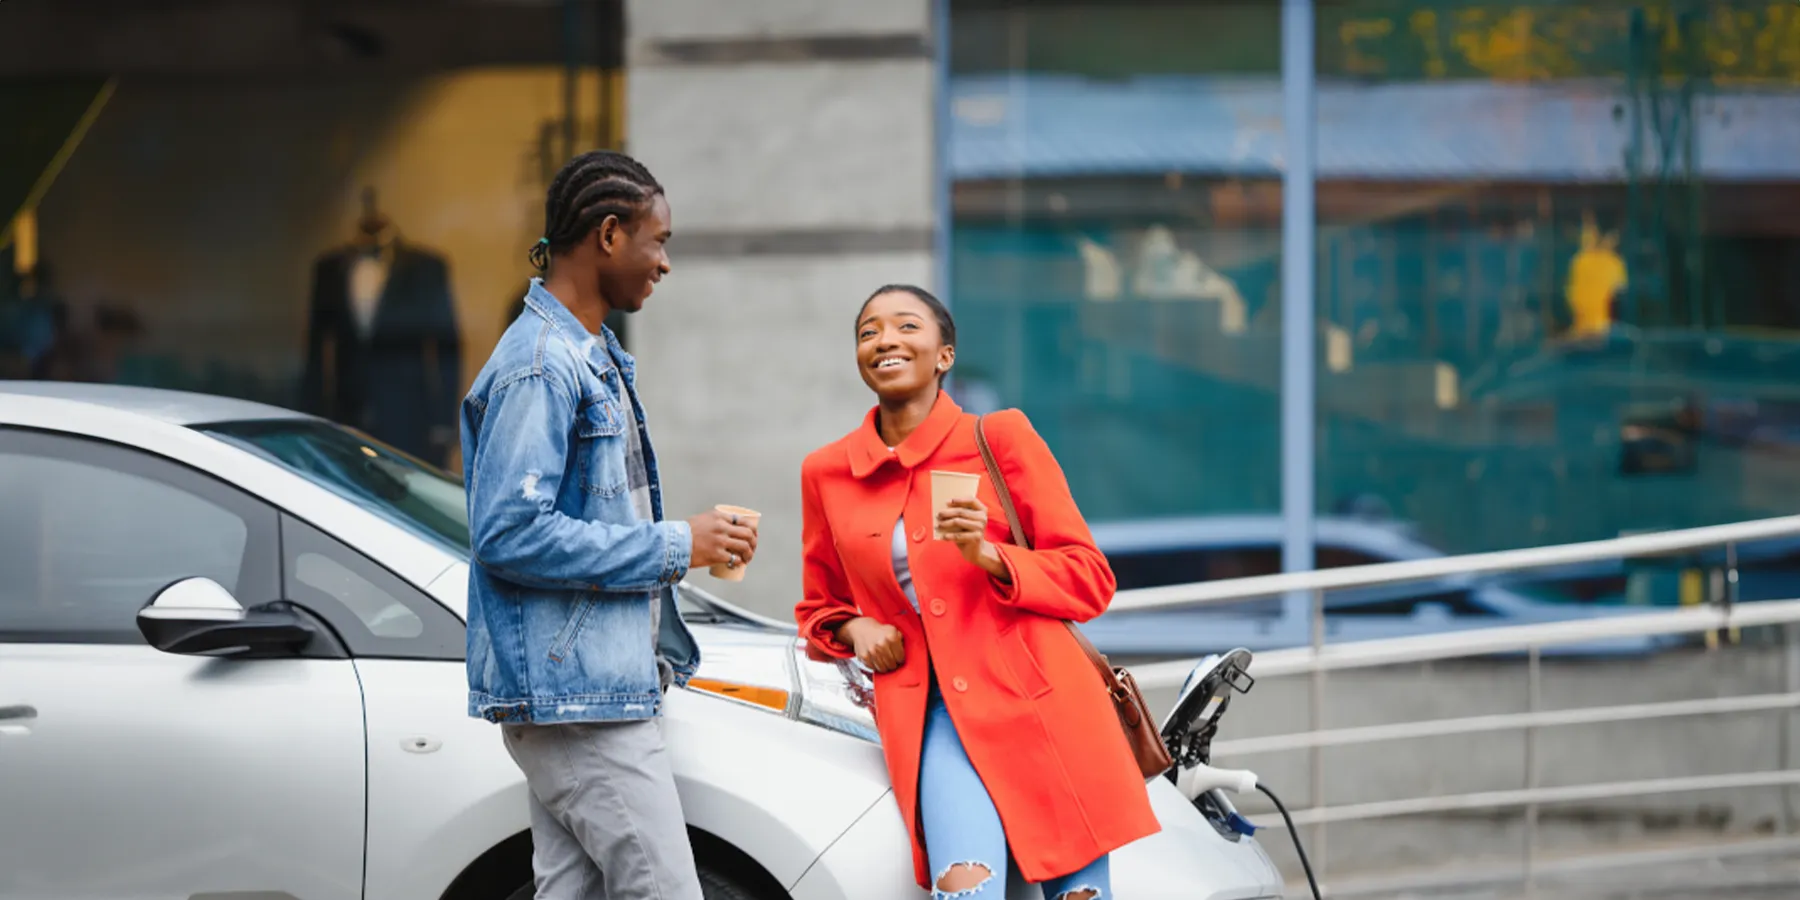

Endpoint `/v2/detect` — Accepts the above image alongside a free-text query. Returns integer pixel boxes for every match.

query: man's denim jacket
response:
[460,280,699,724]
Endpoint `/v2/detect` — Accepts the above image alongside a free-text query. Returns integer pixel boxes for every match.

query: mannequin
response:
[301,187,462,466]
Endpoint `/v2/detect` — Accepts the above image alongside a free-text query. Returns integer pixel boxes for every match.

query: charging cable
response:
[1177,763,1322,900]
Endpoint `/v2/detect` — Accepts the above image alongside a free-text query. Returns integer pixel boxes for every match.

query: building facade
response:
[6,0,1800,617]
[627,0,1800,615]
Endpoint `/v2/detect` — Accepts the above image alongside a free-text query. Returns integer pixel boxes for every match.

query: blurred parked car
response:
[1082,514,1666,658]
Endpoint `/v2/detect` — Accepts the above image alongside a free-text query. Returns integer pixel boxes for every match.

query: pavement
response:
[1289,846,1800,899]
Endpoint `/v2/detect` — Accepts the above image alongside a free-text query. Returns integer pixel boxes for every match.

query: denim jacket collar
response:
[521,278,637,385]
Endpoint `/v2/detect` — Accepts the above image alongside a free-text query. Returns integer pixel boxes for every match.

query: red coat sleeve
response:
[984,409,1117,622]
[795,455,859,660]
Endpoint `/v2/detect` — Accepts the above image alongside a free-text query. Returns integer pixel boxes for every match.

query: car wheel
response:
[501,864,761,900]
[698,864,761,900]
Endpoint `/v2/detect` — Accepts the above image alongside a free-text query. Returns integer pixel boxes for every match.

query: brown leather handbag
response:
[975,416,1174,780]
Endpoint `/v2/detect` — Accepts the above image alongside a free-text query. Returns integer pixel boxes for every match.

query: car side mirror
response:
[137,577,314,658]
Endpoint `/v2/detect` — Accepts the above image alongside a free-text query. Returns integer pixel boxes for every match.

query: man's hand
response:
[687,508,758,571]
[837,616,905,673]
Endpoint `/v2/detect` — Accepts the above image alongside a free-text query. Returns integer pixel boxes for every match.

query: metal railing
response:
[1114,513,1800,897]
[686,514,1800,894]
[1111,511,1800,616]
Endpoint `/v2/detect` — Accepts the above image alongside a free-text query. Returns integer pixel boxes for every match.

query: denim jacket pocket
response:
[548,596,598,662]
[576,392,626,438]
[576,395,629,498]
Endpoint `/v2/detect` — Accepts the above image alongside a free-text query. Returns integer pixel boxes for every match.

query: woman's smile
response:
[870,353,914,376]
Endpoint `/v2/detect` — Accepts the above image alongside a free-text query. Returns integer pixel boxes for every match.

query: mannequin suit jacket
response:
[301,241,461,465]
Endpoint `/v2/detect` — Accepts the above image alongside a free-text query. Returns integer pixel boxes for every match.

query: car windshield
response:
[199,419,471,557]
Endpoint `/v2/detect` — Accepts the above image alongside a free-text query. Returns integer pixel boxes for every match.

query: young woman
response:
[794,285,1159,900]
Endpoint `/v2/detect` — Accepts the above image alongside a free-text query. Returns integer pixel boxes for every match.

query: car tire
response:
[501,864,763,900]
[698,864,761,900]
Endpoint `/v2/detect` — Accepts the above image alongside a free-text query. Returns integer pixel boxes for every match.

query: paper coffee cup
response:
[708,504,761,582]
[930,471,981,540]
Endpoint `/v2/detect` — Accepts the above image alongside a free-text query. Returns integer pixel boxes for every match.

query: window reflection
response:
[949,0,1800,609]
[1313,1,1800,569]
[949,1,1284,524]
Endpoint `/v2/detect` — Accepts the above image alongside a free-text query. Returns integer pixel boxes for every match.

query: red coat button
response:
[911,526,927,543]
[929,598,947,616]
[952,676,969,692]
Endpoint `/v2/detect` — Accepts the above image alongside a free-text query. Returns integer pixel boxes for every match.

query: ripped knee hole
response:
[933,861,994,897]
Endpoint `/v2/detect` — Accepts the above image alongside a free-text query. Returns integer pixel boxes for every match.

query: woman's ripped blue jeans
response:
[919,679,1109,900]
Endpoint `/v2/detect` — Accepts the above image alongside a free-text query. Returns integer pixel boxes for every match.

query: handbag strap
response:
[973,415,1030,551]
[973,415,1122,690]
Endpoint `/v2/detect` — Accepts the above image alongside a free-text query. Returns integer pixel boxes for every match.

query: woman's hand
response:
[837,616,905,673]
[936,498,1012,583]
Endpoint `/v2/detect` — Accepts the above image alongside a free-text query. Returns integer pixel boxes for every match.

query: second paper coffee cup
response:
[709,504,761,582]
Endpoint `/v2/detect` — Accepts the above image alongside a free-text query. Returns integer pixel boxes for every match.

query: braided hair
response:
[528,150,665,272]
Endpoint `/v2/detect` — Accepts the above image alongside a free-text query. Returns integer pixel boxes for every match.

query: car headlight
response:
[791,650,881,742]
[685,638,880,743]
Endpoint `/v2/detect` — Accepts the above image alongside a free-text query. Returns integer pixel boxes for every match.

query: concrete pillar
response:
[625,0,939,616]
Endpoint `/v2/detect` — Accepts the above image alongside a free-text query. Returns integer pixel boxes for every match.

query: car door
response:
[0,428,366,900]
[274,515,530,900]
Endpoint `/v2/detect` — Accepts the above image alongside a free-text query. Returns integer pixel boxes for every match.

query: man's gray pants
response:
[501,719,704,900]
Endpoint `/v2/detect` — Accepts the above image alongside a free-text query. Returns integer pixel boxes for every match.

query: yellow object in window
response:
[1565,213,1627,339]
[10,209,36,275]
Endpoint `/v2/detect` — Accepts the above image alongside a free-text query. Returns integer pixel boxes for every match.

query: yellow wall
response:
[36,66,618,400]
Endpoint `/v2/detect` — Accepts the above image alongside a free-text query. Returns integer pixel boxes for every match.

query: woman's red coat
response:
[794,394,1159,887]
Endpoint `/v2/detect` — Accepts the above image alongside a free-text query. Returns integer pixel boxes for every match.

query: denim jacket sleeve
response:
[467,369,692,593]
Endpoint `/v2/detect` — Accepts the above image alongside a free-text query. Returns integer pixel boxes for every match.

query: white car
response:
[0,382,1286,900]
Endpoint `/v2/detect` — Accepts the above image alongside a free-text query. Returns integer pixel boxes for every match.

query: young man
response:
[461,150,757,900]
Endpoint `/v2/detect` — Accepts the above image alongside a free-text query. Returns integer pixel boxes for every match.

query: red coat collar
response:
[849,392,965,479]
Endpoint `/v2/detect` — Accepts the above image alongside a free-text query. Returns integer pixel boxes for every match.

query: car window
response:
[1105,546,1283,591]
[1104,542,1393,591]
[1104,545,1285,615]
[1329,589,1498,617]
[280,515,464,660]
[295,553,424,639]
[0,429,280,643]
[202,420,469,558]
[1316,545,1389,568]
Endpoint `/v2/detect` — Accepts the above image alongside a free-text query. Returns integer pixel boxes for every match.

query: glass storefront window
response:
[948,0,1284,526]
[1,3,625,472]
[1312,1,1800,605]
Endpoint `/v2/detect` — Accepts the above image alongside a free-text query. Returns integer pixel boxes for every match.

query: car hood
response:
[425,562,800,654]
